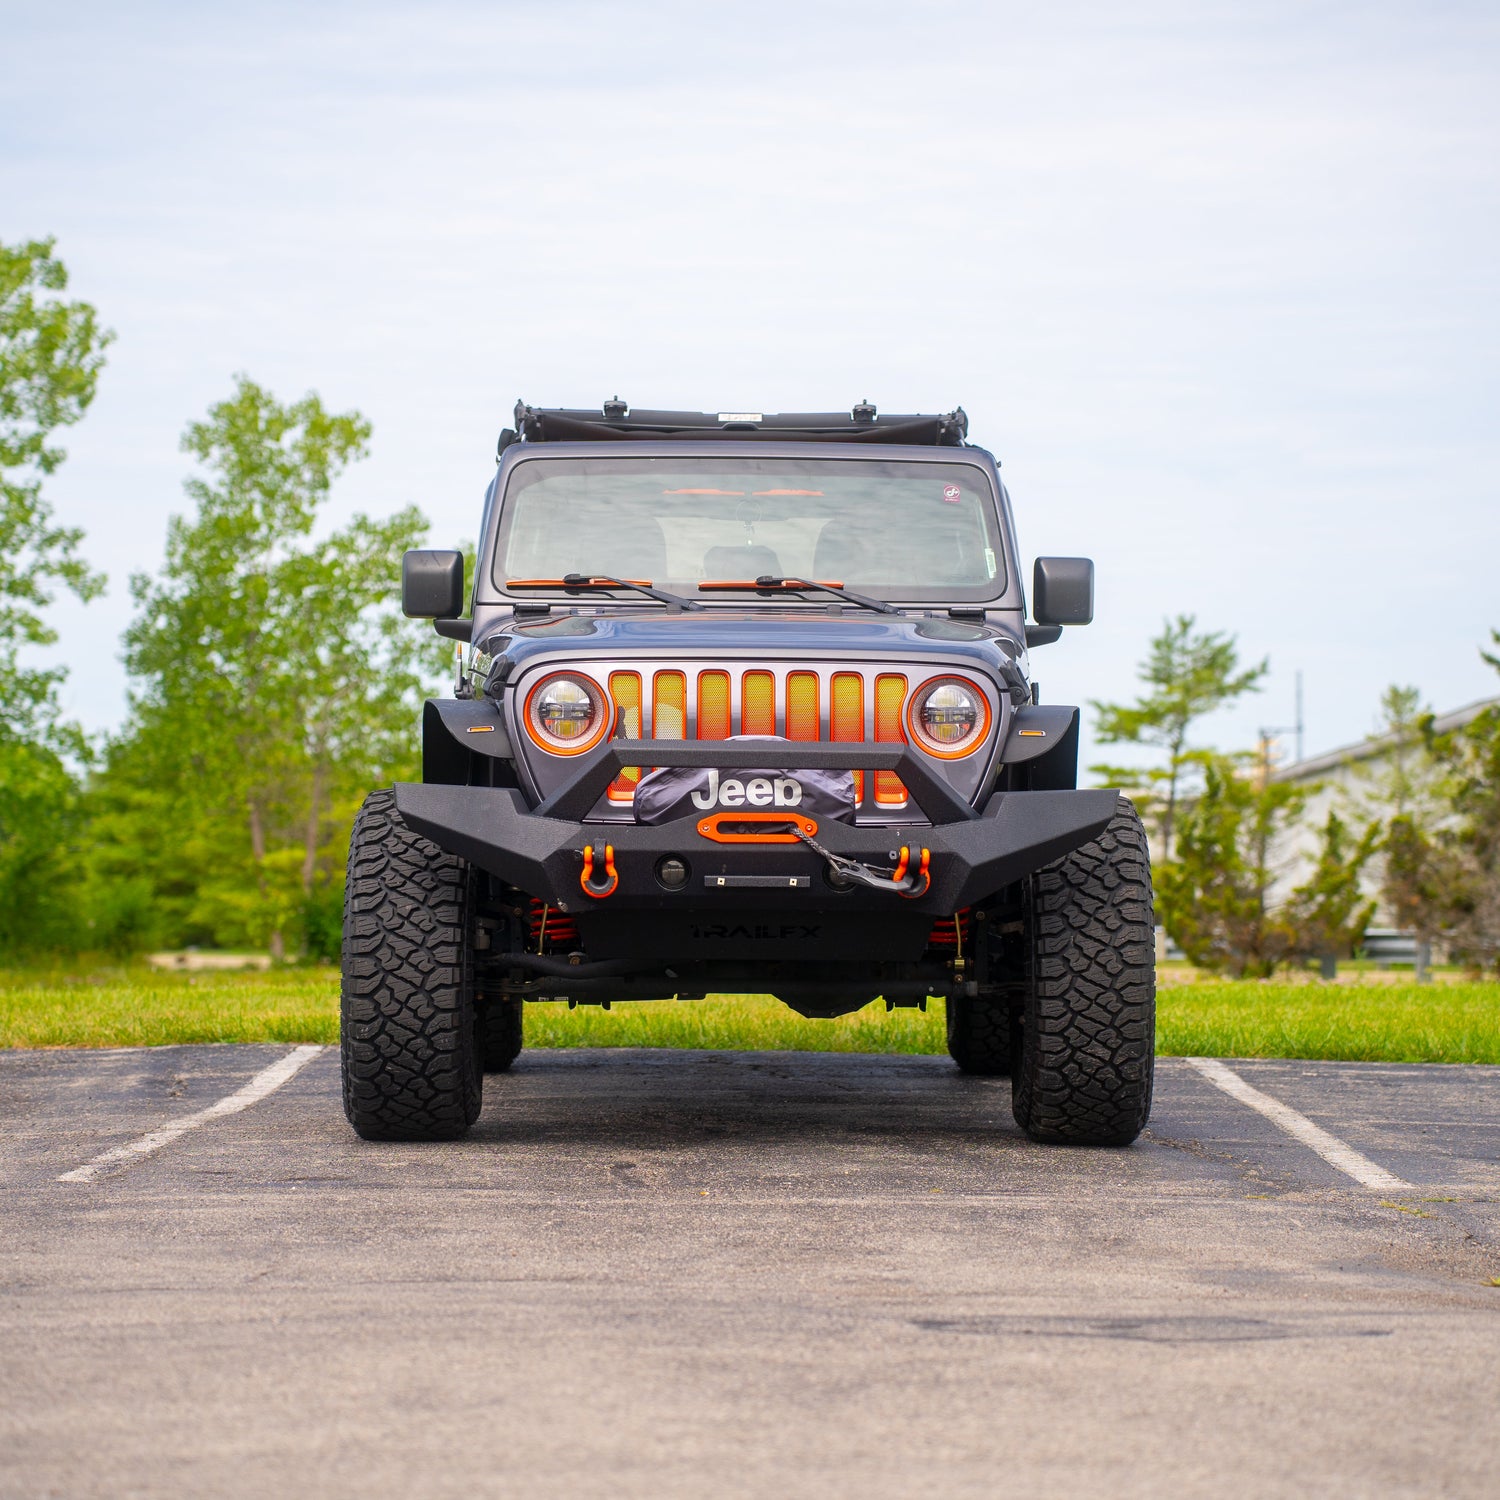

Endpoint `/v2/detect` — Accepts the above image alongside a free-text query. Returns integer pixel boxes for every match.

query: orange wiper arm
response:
[698,575,901,615]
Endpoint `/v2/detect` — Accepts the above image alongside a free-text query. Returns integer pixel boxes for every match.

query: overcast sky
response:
[5,0,1498,774]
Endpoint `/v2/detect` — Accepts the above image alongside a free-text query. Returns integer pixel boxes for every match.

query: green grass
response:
[0,965,340,1049]
[522,993,946,1053]
[1,963,1497,1063]
[1156,981,1500,1064]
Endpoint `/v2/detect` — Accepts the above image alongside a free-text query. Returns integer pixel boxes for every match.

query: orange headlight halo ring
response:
[905,674,993,759]
[522,669,612,756]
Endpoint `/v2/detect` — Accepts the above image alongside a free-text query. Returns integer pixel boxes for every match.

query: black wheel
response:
[479,1000,523,1073]
[341,789,482,1141]
[946,993,1016,1076]
[1011,799,1156,1146]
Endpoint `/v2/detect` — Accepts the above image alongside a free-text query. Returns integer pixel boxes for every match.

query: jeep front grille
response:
[511,659,1003,821]
[602,665,916,810]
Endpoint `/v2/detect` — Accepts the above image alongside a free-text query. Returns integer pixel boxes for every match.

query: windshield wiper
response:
[698,574,902,615]
[506,575,704,611]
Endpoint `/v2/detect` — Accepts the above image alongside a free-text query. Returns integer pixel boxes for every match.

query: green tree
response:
[0,237,110,745]
[0,238,111,954]
[105,376,431,959]
[1422,636,1500,973]
[1281,809,1381,972]
[1343,685,1451,953]
[1157,751,1377,977]
[1090,615,1267,859]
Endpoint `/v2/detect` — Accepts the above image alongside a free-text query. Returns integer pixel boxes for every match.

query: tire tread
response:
[340,789,481,1140]
[1012,800,1156,1145]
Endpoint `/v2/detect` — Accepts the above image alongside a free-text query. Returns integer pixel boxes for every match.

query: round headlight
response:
[908,676,989,757]
[524,673,608,754]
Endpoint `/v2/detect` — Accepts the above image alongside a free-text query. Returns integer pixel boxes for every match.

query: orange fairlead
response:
[580,843,619,899]
[697,811,819,845]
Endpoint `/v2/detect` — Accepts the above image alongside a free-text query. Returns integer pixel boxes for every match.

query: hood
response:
[488,609,1025,682]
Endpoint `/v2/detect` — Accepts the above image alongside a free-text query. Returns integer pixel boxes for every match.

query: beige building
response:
[1270,694,1499,927]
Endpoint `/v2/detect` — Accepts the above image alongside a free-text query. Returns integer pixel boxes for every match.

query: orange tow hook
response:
[894,846,932,900]
[580,842,619,899]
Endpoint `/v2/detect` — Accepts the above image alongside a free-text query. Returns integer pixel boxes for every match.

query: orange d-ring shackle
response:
[892,845,932,900]
[580,843,619,899]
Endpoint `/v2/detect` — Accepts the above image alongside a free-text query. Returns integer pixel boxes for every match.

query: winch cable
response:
[789,825,930,897]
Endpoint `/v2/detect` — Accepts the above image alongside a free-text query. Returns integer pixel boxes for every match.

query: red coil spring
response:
[527,898,579,952]
[928,909,973,949]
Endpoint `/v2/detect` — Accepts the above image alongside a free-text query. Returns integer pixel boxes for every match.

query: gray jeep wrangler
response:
[340,401,1155,1144]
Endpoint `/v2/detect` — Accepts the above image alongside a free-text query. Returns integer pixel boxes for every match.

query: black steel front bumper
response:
[394,740,1118,965]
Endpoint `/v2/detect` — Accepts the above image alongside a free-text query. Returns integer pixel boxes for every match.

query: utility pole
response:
[1258,669,1306,779]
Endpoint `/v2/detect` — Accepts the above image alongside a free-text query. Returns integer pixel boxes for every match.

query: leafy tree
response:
[0,238,110,953]
[1281,809,1381,970]
[1157,751,1377,977]
[104,376,431,959]
[1091,615,1266,859]
[1342,685,1452,952]
[0,739,87,953]
[1422,636,1500,973]
[0,237,110,747]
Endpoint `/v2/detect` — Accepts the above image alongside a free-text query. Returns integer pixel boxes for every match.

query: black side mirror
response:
[402,549,465,619]
[1032,556,1094,627]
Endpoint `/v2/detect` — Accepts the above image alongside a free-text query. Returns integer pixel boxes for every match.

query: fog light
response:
[656,856,689,890]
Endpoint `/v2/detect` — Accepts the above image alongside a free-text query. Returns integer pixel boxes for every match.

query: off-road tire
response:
[479,1000,523,1073]
[341,788,482,1141]
[1011,799,1155,1146]
[945,994,1015,1076]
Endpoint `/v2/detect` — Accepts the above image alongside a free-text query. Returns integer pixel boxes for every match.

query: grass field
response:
[1,963,1497,1063]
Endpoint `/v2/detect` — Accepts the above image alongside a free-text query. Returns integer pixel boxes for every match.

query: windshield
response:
[491,456,1005,602]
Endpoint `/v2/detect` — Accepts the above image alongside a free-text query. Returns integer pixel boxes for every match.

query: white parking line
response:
[58,1046,324,1184]
[1185,1056,1410,1191]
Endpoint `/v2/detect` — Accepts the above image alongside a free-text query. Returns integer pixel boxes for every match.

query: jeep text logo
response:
[689,768,803,811]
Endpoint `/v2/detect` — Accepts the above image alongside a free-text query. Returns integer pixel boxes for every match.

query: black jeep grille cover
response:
[633,750,856,826]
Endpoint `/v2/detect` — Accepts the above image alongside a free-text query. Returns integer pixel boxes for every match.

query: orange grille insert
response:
[607,671,642,802]
[697,671,731,740]
[787,672,819,741]
[741,671,775,736]
[653,671,686,740]
[874,673,908,806]
[831,672,865,803]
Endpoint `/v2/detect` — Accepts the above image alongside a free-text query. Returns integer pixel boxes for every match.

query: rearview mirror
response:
[402,549,465,619]
[1032,557,1094,627]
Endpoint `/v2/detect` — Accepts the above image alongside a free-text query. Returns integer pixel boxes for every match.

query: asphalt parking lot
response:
[2,1045,1497,1499]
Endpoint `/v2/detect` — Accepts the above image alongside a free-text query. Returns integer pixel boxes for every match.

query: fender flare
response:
[997,705,1079,790]
[423,698,514,785]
